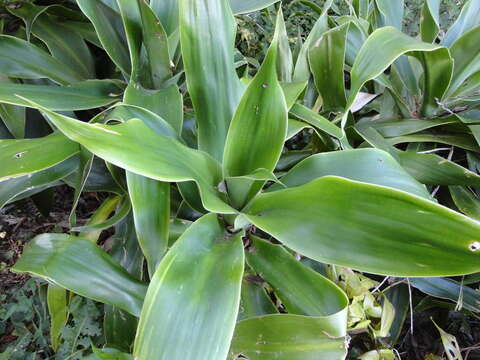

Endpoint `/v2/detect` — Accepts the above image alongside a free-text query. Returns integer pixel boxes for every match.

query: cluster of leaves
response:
[0,0,479,359]
[0,279,104,360]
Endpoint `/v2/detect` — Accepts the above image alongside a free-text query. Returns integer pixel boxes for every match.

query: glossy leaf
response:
[22,100,234,214]
[32,14,95,79]
[133,214,244,360]
[290,103,344,139]
[150,0,178,34]
[420,0,440,42]
[0,132,79,181]
[346,27,445,116]
[442,0,480,47]
[229,0,280,14]
[0,35,83,85]
[223,9,287,208]
[410,277,480,313]
[12,234,148,316]
[247,236,348,336]
[449,186,480,220]
[0,80,121,110]
[309,23,348,112]
[229,314,347,360]
[446,25,480,98]
[180,0,242,161]
[127,173,169,277]
[77,0,131,74]
[245,176,480,276]
[268,148,432,200]
[0,156,78,209]
[238,272,278,321]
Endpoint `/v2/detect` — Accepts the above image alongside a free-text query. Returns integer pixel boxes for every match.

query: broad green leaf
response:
[77,0,131,74]
[398,151,480,186]
[47,284,67,351]
[449,186,480,220]
[127,173,169,277]
[346,27,445,116]
[410,277,479,313]
[60,20,102,47]
[247,237,348,336]
[229,0,280,14]
[269,149,432,200]
[420,0,440,42]
[238,271,278,321]
[124,84,183,136]
[12,234,148,316]
[293,11,329,82]
[6,2,49,41]
[417,47,453,116]
[281,81,308,110]
[374,0,403,29]
[223,10,287,208]
[0,156,78,209]
[0,80,122,110]
[244,176,480,276]
[0,132,79,181]
[361,117,456,138]
[229,314,347,360]
[180,0,242,161]
[442,0,480,47]
[150,0,178,34]
[133,213,244,360]
[287,118,310,140]
[445,25,480,98]
[24,100,234,213]
[138,0,172,88]
[309,23,348,112]
[32,14,95,79]
[88,347,133,360]
[290,103,344,139]
[0,35,83,85]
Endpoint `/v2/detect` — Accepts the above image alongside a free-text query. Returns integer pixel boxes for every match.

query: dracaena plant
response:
[1,0,480,359]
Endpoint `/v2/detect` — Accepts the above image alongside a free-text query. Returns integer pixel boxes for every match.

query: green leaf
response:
[32,14,95,79]
[384,284,409,345]
[0,156,78,209]
[449,186,480,220]
[374,0,403,29]
[274,8,293,82]
[442,0,480,47]
[309,23,348,112]
[410,277,479,313]
[346,27,446,117]
[0,132,79,181]
[247,236,348,337]
[244,176,480,276]
[432,320,463,360]
[420,0,440,42]
[150,0,178,34]
[0,35,83,85]
[268,149,432,200]
[229,0,280,14]
[290,103,344,139]
[397,151,480,186]
[180,0,242,161]
[127,173,169,277]
[12,234,148,316]
[47,284,68,351]
[138,0,172,88]
[24,99,234,214]
[223,9,287,208]
[229,314,347,360]
[77,0,131,74]
[238,271,278,321]
[6,2,49,41]
[123,84,183,136]
[445,25,480,98]
[0,80,122,110]
[0,77,25,138]
[133,213,244,360]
